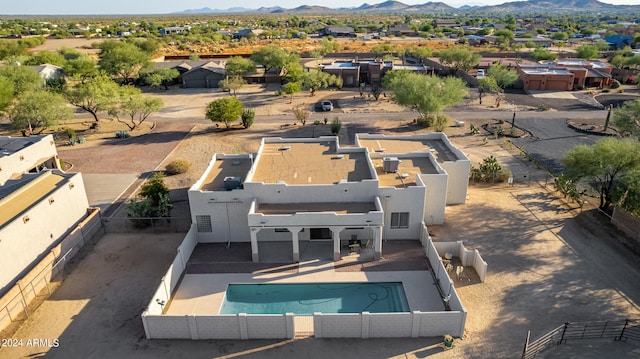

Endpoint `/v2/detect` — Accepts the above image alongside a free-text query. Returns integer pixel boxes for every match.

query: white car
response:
[321,100,333,111]
[476,69,485,79]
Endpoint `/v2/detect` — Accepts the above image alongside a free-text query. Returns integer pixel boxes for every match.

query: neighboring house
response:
[0,135,92,293]
[0,135,97,335]
[159,26,191,35]
[181,61,226,88]
[321,60,430,87]
[0,135,60,186]
[388,24,418,37]
[322,25,356,37]
[188,133,470,262]
[464,35,487,45]
[29,64,64,85]
[234,28,264,39]
[517,60,613,91]
[605,35,634,49]
[510,37,553,47]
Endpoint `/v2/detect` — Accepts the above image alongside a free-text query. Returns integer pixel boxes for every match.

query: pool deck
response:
[166,260,444,315]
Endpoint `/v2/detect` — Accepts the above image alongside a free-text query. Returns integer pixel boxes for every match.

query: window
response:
[196,215,212,232]
[274,228,290,233]
[390,212,409,229]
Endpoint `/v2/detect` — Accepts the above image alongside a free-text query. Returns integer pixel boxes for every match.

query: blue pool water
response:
[219,282,410,315]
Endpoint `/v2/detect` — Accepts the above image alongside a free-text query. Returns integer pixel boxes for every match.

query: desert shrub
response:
[115,130,130,138]
[241,108,255,128]
[330,117,341,134]
[313,120,322,125]
[619,88,625,93]
[432,115,450,132]
[611,80,621,89]
[165,159,191,175]
[538,104,550,111]
[602,88,610,93]
[65,127,76,140]
[126,199,154,228]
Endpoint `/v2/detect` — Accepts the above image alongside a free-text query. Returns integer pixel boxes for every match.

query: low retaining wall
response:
[433,241,488,282]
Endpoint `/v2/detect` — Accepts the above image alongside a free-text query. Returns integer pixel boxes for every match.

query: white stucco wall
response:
[0,135,59,186]
[0,171,89,293]
[378,186,425,240]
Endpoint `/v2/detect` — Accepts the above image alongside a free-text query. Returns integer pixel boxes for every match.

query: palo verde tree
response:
[612,98,640,138]
[0,64,43,96]
[10,90,73,134]
[383,71,468,124]
[143,68,179,90]
[0,77,14,113]
[224,56,256,77]
[249,44,289,72]
[479,64,519,107]
[575,44,600,60]
[66,73,120,122]
[128,172,172,225]
[205,96,243,128]
[108,86,164,130]
[301,69,340,96]
[564,137,640,211]
[437,46,481,72]
[97,41,151,83]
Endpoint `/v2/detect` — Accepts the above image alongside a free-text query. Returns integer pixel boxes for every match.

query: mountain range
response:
[173,0,640,14]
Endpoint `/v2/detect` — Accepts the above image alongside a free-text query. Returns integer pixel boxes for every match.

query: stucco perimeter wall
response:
[0,135,58,186]
[314,311,466,338]
[142,313,294,340]
[433,241,488,283]
[144,225,197,316]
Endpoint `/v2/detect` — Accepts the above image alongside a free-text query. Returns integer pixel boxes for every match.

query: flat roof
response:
[0,171,65,227]
[200,158,252,191]
[358,138,459,162]
[372,157,438,188]
[257,202,377,215]
[252,142,371,184]
[0,136,43,158]
[324,62,359,69]
[520,68,573,75]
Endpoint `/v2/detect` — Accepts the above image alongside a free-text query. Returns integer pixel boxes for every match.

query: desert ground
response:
[1,38,639,357]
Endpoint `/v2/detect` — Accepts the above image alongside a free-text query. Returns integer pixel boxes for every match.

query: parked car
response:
[476,69,485,79]
[321,100,334,111]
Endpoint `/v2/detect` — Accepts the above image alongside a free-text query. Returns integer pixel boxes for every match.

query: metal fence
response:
[522,319,640,359]
[0,216,104,337]
[101,217,191,233]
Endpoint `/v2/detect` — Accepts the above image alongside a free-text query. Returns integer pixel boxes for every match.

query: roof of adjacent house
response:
[199,157,252,191]
[0,171,67,228]
[183,61,226,75]
[358,137,460,163]
[0,136,43,158]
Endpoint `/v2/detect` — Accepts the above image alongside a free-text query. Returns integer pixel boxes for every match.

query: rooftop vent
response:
[279,145,291,151]
[232,161,241,166]
[223,176,243,190]
[375,148,386,152]
[332,154,344,159]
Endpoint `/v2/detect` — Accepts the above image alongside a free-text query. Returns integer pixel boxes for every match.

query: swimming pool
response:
[219,282,410,315]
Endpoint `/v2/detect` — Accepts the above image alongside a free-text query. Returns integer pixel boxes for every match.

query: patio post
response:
[289,227,302,262]
[373,225,383,260]
[250,228,259,262]
[330,226,345,261]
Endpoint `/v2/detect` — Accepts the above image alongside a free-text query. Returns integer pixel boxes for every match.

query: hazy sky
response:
[1,0,637,15]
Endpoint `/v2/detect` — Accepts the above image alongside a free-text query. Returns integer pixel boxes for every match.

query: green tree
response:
[320,38,340,56]
[250,44,289,72]
[24,50,66,66]
[494,29,514,44]
[530,48,557,61]
[383,71,468,122]
[613,170,640,217]
[301,69,340,96]
[487,64,518,89]
[225,56,256,77]
[437,46,481,71]
[612,98,640,138]
[609,54,626,68]
[10,90,72,134]
[205,96,243,128]
[551,32,569,41]
[0,77,14,112]
[564,138,640,210]
[218,76,246,96]
[0,40,28,60]
[283,81,302,103]
[98,42,151,83]
[575,45,599,60]
[0,64,43,95]
[108,87,163,130]
[66,73,121,122]
[63,57,98,82]
[144,68,179,90]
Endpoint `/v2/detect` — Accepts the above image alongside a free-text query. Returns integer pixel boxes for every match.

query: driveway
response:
[510,118,602,174]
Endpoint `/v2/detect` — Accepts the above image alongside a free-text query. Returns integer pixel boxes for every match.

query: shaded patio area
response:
[185,240,431,274]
